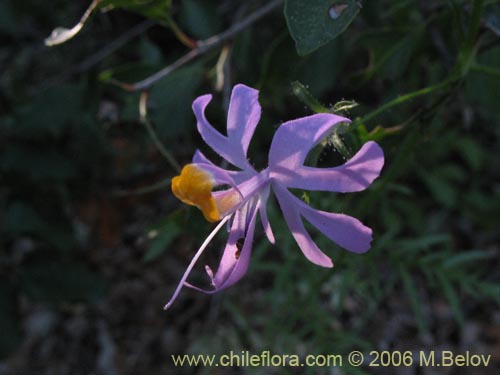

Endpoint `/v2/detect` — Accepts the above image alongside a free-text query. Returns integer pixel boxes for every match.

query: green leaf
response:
[355,29,422,81]
[100,0,172,24]
[148,64,204,138]
[465,45,500,122]
[296,38,345,95]
[419,170,457,208]
[398,234,450,253]
[285,0,360,55]
[442,249,496,270]
[1,146,76,182]
[3,202,76,252]
[436,273,465,326]
[399,266,428,335]
[144,221,182,262]
[178,0,222,40]
[3,202,47,237]
[0,1,17,35]
[455,138,484,171]
[20,260,108,305]
[475,282,500,305]
[14,83,84,138]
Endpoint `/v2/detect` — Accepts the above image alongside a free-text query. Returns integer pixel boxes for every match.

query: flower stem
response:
[359,77,456,125]
[139,91,181,172]
[113,0,284,92]
[471,63,500,78]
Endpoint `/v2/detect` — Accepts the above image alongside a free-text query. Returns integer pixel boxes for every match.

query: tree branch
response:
[110,0,284,92]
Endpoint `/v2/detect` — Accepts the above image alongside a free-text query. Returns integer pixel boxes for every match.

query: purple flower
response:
[164,84,384,309]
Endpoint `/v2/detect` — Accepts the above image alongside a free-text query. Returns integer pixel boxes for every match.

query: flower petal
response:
[272,182,333,267]
[269,113,348,176]
[187,202,259,293]
[273,182,374,264]
[258,186,275,244]
[274,141,384,192]
[294,193,373,254]
[192,85,260,171]
[164,215,231,309]
[212,204,258,290]
[227,84,261,157]
[193,150,254,184]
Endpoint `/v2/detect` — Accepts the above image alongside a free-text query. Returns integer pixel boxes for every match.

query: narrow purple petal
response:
[164,215,231,309]
[273,181,374,264]
[273,141,384,192]
[212,205,258,290]
[272,182,333,267]
[268,113,349,175]
[258,186,275,244]
[193,150,253,184]
[227,84,261,156]
[292,192,373,254]
[192,88,258,171]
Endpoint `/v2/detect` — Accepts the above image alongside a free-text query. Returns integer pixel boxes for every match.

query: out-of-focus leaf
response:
[0,283,22,359]
[101,0,172,24]
[1,146,76,182]
[436,272,465,326]
[148,64,203,138]
[3,202,75,252]
[3,202,47,237]
[297,38,345,95]
[355,29,422,82]
[400,266,428,335]
[419,164,466,208]
[20,260,108,305]
[0,1,17,34]
[475,282,500,305]
[285,0,360,55]
[14,83,84,138]
[443,249,496,270]
[178,0,222,40]
[139,37,163,64]
[398,234,451,253]
[455,138,484,171]
[144,221,182,262]
[465,46,500,122]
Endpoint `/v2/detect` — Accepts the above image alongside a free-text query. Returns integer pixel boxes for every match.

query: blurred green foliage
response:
[1,0,499,372]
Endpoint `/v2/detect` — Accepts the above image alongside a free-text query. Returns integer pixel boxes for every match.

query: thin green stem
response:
[359,78,456,124]
[166,15,197,49]
[464,0,485,51]
[139,91,181,172]
[291,81,330,113]
[447,0,465,40]
[115,0,284,92]
[471,63,500,78]
[453,0,484,77]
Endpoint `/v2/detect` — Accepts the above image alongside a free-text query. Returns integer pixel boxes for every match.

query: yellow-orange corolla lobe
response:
[171,164,221,222]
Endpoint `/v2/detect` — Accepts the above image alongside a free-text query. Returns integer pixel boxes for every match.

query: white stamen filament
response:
[164,215,232,310]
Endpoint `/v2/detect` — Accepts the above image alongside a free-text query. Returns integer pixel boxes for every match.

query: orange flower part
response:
[171,164,221,222]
